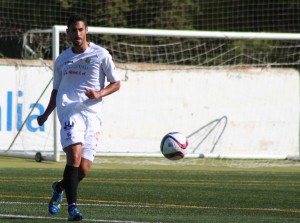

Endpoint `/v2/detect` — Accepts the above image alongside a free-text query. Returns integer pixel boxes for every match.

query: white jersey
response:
[53,42,119,122]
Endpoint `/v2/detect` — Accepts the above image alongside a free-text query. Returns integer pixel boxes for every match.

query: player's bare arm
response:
[85,80,120,99]
[37,89,57,126]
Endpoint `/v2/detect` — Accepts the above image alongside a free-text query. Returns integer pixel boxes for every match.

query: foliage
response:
[0,0,300,65]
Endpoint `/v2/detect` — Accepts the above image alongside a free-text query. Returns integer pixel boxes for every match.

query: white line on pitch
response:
[0,201,157,208]
[0,214,162,223]
[0,201,165,222]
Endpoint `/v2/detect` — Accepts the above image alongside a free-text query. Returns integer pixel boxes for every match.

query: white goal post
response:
[50,25,299,160]
[52,25,300,61]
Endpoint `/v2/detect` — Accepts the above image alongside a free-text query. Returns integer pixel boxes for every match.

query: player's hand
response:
[85,88,100,99]
[37,115,48,126]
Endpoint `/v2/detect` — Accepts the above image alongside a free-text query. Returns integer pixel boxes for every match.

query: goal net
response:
[24,27,300,67]
[1,0,300,66]
[0,1,299,161]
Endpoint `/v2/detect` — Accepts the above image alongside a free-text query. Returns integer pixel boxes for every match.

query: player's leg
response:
[64,143,83,219]
[49,113,98,220]
[48,181,64,214]
[49,150,91,221]
[66,148,95,221]
[64,112,97,221]
[49,114,85,220]
[78,157,93,182]
[49,146,95,211]
[76,113,99,182]
[63,143,82,205]
[67,114,98,220]
[48,143,83,217]
[50,157,91,194]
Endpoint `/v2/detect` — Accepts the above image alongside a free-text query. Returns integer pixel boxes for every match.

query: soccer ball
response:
[160,132,188,160]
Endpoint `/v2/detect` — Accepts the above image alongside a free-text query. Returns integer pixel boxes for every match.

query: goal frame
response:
[51,26,300,161]
[15,26,300,162]
[52,25,300,59]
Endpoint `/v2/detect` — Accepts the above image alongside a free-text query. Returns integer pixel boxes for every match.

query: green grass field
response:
[0,156,300,223]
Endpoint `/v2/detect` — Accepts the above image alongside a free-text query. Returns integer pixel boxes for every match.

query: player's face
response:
[67,21,88,48]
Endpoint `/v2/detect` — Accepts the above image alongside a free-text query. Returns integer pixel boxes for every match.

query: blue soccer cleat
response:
[48,181,63,215]
[68,205,83,221]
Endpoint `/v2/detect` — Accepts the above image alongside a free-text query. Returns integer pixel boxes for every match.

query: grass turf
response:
[0,156,299,222]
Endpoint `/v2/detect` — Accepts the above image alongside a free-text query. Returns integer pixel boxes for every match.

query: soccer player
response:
[37,14,120,221]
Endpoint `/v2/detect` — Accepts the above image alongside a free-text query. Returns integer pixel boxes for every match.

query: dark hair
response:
[67,14,88,28]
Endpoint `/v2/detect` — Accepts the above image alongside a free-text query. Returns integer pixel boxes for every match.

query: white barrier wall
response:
[0,60,54,154]
[0,60,299,159]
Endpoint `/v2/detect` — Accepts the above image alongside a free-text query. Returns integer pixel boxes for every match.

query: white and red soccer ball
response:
[160,132,188,160]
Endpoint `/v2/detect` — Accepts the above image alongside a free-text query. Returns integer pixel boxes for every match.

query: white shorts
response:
[60,112,101,162]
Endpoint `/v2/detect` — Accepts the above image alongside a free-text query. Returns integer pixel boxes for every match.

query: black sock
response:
[78,172,86,183]
[55,172,85,192]
[63,165,79,206]
[55,180,65,192]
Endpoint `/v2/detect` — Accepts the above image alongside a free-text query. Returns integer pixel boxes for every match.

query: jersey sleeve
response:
[53,57,62,90]
[101,52,120,83]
